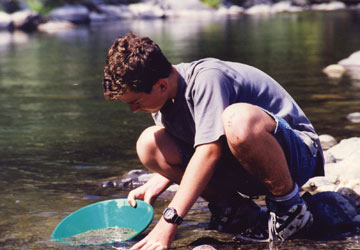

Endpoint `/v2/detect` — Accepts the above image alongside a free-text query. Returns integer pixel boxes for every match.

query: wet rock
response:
[128,3,165,19]
[319,134,337,151]
[312,1,346,10]
[11,10,42,32]
[97,4,134,20]
[304,192,359,239]
[216,5,244,16]
[339,51,360,67]
[101,169,155,190]
[322,64,346,78]
[337,187,360,209]
[303,176,337,192]
[339,51,360,80]
[146,0,211,11]
[38,21,76,34]
[0,1,22,13]
[303,136,360,215]
[347,112,360,123]
[292,0,309,7]
[271,1,303,13]
[49,5,90,24]
[89,11,108,22]
[327,137,360,161]
[325,153,360,184]
[0,11,13,30]
[323,150,336,164]
[192,244,217,250]
[245,4,272,15]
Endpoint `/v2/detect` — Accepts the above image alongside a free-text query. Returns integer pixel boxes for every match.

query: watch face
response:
[164,208,175,219]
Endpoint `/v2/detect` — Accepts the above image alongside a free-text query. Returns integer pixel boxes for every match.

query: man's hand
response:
[129,141,222,248]
[127,173,172,207]
[130,218,176,250]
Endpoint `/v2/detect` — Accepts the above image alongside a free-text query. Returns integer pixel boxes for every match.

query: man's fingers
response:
[127,191,137,207]
[130,236,147,249]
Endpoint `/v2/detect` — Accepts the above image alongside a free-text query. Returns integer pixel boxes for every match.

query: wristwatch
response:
[162,207,183,225]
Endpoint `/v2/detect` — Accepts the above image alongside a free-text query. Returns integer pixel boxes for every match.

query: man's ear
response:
[157,80,168,92]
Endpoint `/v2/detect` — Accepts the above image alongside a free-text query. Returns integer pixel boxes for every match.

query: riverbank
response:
[1,0,360,34]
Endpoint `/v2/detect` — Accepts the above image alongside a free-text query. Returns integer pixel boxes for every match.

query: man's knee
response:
[136,126,163,166]
[222,103,260,145]
[222,103,276,147]
[136,125,182,169]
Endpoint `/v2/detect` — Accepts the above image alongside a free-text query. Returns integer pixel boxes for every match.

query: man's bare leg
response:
[135,125,263,233]
[221,103,294,197]
[222,103,313,242]
[135,125,240,203]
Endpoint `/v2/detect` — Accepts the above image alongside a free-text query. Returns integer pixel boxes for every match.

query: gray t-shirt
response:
[152,58,319,156]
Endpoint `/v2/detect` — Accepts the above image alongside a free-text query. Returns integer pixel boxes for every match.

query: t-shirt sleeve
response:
[191,69,234,147]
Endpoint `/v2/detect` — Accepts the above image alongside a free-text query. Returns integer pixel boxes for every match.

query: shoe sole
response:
[235,234,269,243]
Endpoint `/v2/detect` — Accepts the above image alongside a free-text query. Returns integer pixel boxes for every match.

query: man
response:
[102,32,324,249]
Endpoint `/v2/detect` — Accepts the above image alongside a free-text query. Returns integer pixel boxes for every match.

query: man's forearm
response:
[167,141,222,218]
[145,173,173,196]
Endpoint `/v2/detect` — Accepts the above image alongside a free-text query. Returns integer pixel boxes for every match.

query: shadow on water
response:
[0,9,360,249]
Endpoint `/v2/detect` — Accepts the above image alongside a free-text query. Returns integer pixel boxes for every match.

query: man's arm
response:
[131,140,222,249]
[128,173,173,207]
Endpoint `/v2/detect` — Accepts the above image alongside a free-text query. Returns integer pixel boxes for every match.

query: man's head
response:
[102,32,172,100]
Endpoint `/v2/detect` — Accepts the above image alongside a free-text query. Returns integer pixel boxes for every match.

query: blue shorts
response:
[173,111,324,196]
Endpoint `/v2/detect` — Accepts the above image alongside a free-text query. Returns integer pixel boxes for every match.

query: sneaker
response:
[268,202,313,242]
[208,195,262,234]
[235,211,269,243]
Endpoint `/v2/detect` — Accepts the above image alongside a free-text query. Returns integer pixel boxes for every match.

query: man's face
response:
[117,81,168,113]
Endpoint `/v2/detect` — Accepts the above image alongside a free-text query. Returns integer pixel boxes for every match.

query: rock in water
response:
[303,192,359,240]
[319,134,337,150]
[322,64,346,78]
[347,112,360,123]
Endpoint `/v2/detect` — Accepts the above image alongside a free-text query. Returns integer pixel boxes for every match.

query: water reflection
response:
[0,10,360,249]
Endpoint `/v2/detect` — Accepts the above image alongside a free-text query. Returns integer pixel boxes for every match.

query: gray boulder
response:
[339,51,360,80]
[304,192,360,239]
[322,64,346,78]
[327,137,360,161]
[323,150,336,164]
[128,3,165,19]
[101,169,155,190]
[302,137,360,210]
[37,21,76,34]
[338,187,360,208]
[97,5,134,20]
[11,10,42,32]
[319,134,337,151]
[145,0,211,10]
[49,5,90,24]
[324,149,360,184]
[0,11,13,30]
[302,176,337,192]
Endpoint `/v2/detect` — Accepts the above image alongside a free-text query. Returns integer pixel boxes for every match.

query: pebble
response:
[322,64,346,78]
[346,112,360,123]
[319,134,338,150]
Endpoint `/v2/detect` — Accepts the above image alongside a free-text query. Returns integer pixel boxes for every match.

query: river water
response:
[0,9,360,249]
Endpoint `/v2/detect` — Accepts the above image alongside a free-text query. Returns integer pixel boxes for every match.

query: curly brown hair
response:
[102,32,172,100]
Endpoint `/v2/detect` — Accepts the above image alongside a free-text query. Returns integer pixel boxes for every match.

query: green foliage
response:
[25,0,48,15]
[23,0,85,15]
[202,0,221,8]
